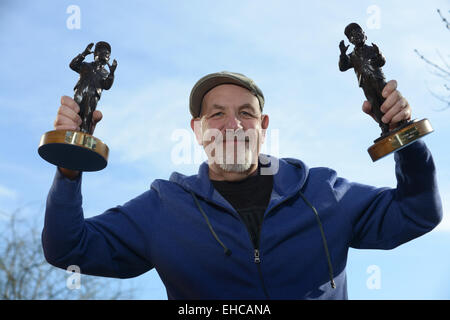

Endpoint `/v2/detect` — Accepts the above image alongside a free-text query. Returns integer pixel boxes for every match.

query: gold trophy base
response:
[38,130,109,171]
[368,118,433,162]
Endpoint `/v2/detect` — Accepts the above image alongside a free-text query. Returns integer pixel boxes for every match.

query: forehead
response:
[202,84,259,112]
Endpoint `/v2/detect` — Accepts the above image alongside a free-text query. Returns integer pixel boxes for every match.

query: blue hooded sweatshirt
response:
[42,140,442,299]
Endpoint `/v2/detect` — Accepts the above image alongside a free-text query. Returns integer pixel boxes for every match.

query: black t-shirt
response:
[211,167,273,249]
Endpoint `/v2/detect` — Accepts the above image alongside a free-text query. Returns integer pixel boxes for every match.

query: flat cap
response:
[189,71,265,118]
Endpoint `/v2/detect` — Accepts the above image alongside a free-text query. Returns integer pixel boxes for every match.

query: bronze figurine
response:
[38,41,117,171]
[338,23,433,161]
[70,42,117,134]
[339,23,409,139]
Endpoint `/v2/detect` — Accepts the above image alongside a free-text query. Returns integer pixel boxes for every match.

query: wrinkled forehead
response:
[202,84,260,113]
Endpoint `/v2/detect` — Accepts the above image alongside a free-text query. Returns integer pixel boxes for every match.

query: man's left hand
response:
[362,80,412,130]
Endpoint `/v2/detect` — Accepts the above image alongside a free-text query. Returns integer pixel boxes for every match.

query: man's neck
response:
[208,162,259,182]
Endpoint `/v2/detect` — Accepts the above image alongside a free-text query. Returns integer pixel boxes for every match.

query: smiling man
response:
[190,78,269,180]
[43,71,442,299]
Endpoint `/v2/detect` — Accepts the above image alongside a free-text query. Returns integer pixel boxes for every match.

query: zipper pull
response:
[254,249,261,264]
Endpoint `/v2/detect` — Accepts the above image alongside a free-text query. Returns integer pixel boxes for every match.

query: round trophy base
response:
[368,118,433,162]
[38,130,109,172]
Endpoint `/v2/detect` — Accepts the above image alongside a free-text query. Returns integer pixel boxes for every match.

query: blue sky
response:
[0,0,449,299]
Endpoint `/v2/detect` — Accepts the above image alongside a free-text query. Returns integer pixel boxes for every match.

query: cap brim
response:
[189,74,256,118]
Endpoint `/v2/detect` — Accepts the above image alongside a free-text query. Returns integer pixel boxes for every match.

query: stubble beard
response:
[218,144,254,173]
[202,127,260,173]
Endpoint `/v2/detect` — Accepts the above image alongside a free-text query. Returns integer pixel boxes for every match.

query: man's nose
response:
[224,114,243,130]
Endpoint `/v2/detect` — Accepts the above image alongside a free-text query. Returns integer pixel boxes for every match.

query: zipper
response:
[195,193,298,299]
[244,193,303,299]
[254,248,270,299]
[251,193,303,299]
[254,249,261,264]
[239,214,269,299]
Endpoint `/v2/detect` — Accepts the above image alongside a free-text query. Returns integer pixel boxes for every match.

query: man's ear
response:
[261,114,269,130]
[191,118,203,145]
[260,114,269,144]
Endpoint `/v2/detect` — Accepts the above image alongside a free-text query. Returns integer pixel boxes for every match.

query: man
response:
[70,41,117,134]
[43,71,442,299]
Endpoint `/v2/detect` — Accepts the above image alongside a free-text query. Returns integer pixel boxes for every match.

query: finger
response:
[56,105,81,124]
[381,97,408,124]
[54,114,80,131]
[61,96,80,113]
[54,124,79,131]
[390,104,412,124]
[57,105,82,125]
[381,80,397,98]
[380,89,402,113]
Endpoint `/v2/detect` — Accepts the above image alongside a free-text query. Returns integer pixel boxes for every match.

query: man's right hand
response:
[55,96,103,179]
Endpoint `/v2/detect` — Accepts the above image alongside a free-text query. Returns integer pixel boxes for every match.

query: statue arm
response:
[69,54,86,73]
[370,44,386,68]
[102,60,117,90]
[102,72,115,90]
[373,52,386,68]
[339,53,353,72]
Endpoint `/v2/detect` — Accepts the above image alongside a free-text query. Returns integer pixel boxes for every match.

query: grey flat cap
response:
[189,71,265,118]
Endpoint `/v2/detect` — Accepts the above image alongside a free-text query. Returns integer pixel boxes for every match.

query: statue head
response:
[94,41,111,64]
[344,23,366,46]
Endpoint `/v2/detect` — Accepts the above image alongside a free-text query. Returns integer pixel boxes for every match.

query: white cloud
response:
[0,184,17,200]
[94,77,193,169]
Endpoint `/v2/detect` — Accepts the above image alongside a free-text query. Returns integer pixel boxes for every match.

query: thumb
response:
[362,100,377,122]
[92,110,103,125]
[90,110,103,134]
[362,100,372,114]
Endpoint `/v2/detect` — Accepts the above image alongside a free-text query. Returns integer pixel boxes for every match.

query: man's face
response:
[348,28,366,46]
[191,84,269,173]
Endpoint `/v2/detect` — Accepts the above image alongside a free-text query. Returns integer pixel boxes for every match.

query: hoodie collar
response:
[169,154,309,214]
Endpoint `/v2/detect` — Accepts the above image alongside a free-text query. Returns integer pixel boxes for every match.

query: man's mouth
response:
[223,137,250,143]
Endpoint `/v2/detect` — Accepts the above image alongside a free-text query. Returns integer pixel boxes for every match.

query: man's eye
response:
[241,111,253,117]
[212,112,223,117]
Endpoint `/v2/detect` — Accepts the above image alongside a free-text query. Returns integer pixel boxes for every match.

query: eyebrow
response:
[211,103,257,111]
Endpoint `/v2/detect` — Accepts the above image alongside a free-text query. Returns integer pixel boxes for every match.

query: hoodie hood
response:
[168,154,309,214]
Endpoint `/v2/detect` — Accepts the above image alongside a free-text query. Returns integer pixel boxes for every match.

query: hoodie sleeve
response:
[337,140,443,249]
[42,168,157,278]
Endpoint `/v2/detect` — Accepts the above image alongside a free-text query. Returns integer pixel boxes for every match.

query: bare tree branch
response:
[414,8,449,110]
[0,208,137,300]
[437,9,450,29]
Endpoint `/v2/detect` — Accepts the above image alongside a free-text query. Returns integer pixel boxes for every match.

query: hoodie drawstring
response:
[297,191,336,289]
[190,191,232,256]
